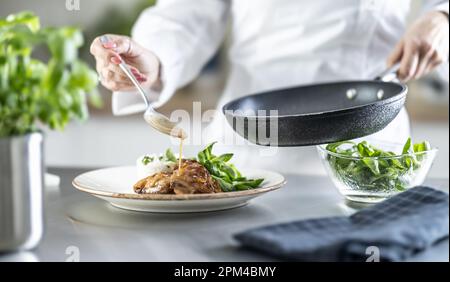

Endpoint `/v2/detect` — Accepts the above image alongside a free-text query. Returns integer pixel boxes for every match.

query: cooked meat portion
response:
[133,159,221,195]
[171,159,222,194]
[133,172,172,194]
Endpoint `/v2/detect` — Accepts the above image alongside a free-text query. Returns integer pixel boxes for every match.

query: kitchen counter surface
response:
[1,167,448,262]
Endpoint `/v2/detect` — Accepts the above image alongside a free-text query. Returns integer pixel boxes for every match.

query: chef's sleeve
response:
[423,0,449,15]
[112,0,230,115]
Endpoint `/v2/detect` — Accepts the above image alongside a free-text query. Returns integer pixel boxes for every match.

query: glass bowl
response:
[317,142,438,204]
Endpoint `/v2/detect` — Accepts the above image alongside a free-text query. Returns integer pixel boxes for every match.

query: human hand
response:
[387,11,449,81]
[90,34,161,91]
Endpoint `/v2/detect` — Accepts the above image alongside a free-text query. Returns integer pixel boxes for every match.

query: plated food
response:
[134,142,264,195]
[318,138,437,203]
[72,142,285,213]
[134,159,222,194]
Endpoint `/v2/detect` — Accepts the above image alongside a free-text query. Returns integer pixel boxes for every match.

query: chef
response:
[90,0,449,173]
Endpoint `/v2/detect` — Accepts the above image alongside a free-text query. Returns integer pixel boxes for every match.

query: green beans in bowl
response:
[317,138,438,204]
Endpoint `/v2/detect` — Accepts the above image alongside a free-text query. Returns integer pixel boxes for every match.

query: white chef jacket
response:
[112,0,449,173]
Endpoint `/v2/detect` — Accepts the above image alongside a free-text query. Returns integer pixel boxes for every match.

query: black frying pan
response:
[222,64,407,146]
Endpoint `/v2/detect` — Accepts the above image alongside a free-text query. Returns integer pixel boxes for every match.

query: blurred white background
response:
[1,0,448,178]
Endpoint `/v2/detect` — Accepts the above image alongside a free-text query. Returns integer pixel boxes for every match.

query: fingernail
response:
[136,74,146,80]
[111,56,122,64]
[102,42,117,49]
[132,70,144,78]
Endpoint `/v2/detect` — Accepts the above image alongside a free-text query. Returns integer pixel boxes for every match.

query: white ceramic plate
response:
[72,166,286,213]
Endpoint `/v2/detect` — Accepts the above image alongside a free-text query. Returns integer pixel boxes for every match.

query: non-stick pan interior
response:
[224,81,405,116]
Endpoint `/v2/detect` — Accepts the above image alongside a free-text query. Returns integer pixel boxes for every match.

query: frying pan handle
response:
[374,62,401,82]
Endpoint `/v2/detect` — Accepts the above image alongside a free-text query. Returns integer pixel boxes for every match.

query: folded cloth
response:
[234,186,449,261]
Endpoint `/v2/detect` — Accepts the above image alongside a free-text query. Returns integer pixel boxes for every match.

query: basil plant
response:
[0,12,100,137]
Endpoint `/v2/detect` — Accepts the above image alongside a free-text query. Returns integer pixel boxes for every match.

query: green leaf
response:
[58,89,73,109]
[87,87,103,108]
[0,12,100,137]
[413,141,431,153]
[325,138,432,194]
[212,153,233,163]
[142,156,154,165]
[197,151,207,164]
[164,148,177,162]
[402,138,412,154]
[204,142,216,160]
[196,142,264,192]
[233,178,264,190]
[212,175,234,192]
[197,142,216,163]
[229,164,242,178]
[389,157,404,170]
[357,141,376,157]
[325,141,355,153]
[362,157,380,175]
[5,11,40,33]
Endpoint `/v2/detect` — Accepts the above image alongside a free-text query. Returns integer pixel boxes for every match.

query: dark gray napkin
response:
[234,186,449,261]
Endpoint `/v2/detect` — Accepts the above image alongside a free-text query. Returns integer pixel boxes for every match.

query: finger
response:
[90,42,122,64]
[96,60,110,84]
[91,36,111,56]
[387,40,404,67]
[100,78,135,92]
[398,42,420,81]
[424,59,441,75]
[98,34,140,58]
[95,57,110,75]
[130,68,148,82]
[90,37,103,55]
[414,47,434,79]
[415,42,446,79]
[103,68,148,84]
[100,68,127,83]
[430,47,446,65]
[95,60,103,76]
[97,60,148,87]
[105,62,148,81]
[99,65,148,87]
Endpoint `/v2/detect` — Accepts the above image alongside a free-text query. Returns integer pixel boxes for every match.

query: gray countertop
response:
[1,168,448,262]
